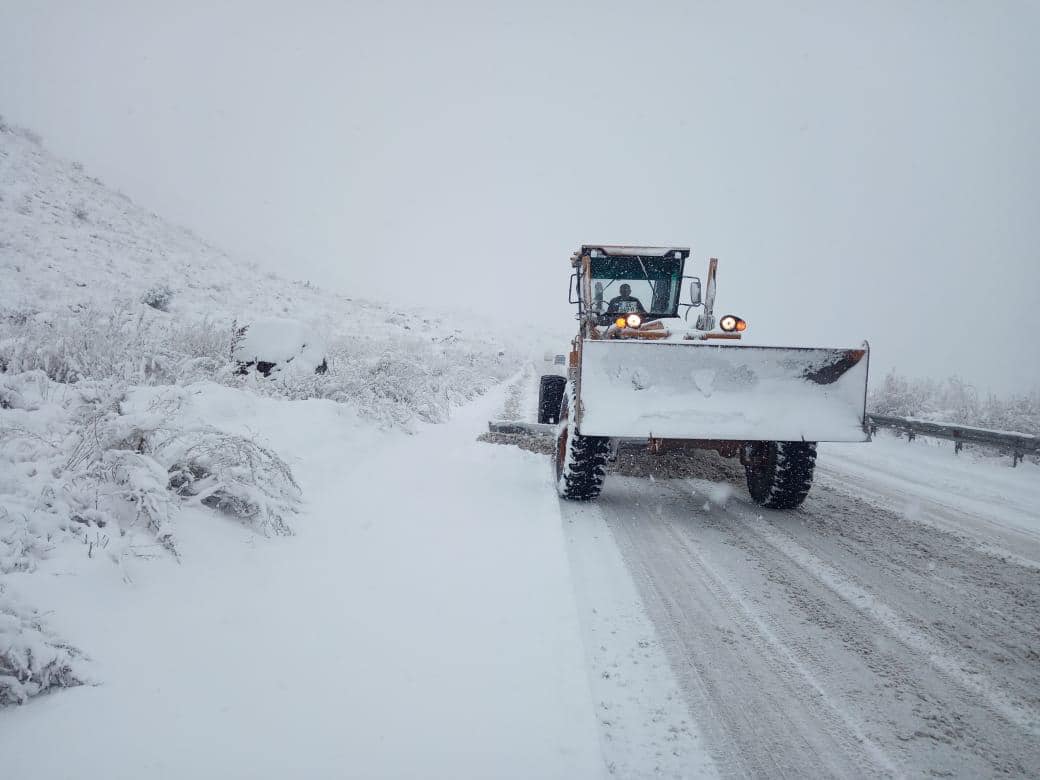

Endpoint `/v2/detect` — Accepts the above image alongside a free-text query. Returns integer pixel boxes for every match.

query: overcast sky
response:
[1,1,1037,391]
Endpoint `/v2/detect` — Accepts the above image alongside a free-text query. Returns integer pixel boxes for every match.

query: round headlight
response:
[720,315,738,331]
[626,313,642,328]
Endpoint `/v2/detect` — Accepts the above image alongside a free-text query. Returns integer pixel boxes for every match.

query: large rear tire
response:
[744,441,817,510]
[554,386,609,500]
[538,375,567,425]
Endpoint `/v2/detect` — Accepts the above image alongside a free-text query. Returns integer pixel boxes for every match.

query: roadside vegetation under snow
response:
[870,369,1040,438]
[0,121,519,704]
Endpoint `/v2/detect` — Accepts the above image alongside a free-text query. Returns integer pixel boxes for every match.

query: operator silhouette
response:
[606,283,646,314]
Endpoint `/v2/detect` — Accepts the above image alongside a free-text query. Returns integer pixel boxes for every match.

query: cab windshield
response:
[588,256,682,319]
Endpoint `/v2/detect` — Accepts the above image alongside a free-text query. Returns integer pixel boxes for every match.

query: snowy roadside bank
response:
[0,381,604,779]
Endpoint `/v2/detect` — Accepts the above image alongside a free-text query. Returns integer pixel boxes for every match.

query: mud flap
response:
[578,339,869,441]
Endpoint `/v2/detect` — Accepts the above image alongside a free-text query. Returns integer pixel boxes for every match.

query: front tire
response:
[554,386,609,500]
[744,441,817,510]
[538,375,567,424]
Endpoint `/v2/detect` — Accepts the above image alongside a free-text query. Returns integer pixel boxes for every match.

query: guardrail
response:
[490,417,1039,467]
[867,414,1039,467]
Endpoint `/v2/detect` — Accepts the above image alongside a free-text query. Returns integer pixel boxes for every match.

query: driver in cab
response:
[606,284,646,314]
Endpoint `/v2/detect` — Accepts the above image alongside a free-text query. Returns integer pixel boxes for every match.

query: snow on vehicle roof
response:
[581,245,690,258]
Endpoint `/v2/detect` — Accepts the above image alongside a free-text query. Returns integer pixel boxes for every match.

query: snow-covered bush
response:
[870,369,1040,435]
[1,304,513,431]
[158,428,299,537]
[0,373,301,576]
[0,303,234,385]
[141,284,173,312]
[0,374,177,570]
[0,588,87,706]
[257,332,513,430]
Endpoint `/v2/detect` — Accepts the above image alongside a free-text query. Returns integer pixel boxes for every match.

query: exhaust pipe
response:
[695,257,718,331]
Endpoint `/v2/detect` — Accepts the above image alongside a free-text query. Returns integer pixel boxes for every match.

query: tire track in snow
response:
[561,499,719,779]
[596,480,894,778]
[583,474,1040,778]
[670,479,1040,777]
[703,490,1040,732]
[740,479,1040,724]
[814,463,1040,569]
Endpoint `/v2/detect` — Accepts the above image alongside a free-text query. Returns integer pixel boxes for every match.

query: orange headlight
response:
[614,317,627,328]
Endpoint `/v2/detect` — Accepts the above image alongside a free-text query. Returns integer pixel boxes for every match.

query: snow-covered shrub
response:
[0,374,179,569]
[0,373,302,575]
[255,332,513,430]
[0,588,88,707]
[0,304,234,386]
[141,284,173,312]
[157,428,300,537]
[76,450,178,557]
[870,370,1040,435]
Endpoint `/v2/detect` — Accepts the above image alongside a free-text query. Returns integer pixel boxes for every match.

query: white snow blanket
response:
[0,383,605,779]
[578,339,870,441]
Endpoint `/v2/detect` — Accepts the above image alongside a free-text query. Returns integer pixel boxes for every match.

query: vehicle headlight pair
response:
[719,315,747,332]
[614,314,642,329]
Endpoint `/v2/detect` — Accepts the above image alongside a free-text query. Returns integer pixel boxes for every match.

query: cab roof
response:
[579,245,690,259]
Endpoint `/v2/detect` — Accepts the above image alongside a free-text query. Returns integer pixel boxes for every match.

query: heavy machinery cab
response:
[573,246,692,326]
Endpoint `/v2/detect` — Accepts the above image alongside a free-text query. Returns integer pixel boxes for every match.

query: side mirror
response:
[568,273,579,304]
[686,276,702,306]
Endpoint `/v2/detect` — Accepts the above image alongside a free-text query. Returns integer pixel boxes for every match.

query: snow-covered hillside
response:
[0,119,517,421]
[2,118,475,330]
[0,120,522,708]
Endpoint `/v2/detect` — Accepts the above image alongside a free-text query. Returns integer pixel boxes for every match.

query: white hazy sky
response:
[2,1,1037,391]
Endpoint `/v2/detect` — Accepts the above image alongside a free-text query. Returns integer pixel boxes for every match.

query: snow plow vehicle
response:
[539,245,870,509]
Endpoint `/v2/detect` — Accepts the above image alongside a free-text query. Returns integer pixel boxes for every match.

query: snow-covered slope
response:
[0,120,524,712]
[1,119,437,326]
[0,120,519,417]
[1,120,324,320]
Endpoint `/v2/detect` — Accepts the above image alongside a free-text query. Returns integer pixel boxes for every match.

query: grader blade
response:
[577,339,869,441]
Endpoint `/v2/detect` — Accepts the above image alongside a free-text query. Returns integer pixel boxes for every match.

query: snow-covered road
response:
[563,448,1040,777]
